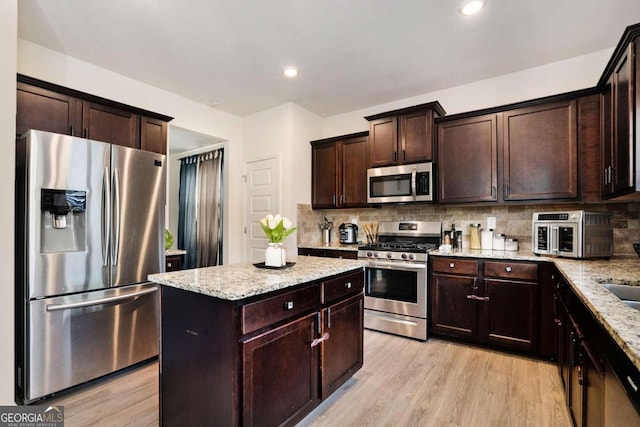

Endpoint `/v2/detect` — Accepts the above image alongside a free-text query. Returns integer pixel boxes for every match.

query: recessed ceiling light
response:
[460,0,486,15]
[283,67,299,78]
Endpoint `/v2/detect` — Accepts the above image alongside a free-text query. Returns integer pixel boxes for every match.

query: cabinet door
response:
[577,95,603,203]
[140,116,167,154]
[602,77,615,197]
[437,114,498,203]
[431,274,477,338]
[16,83,81,137]
[242,313,319,427]
[482,279,538,351]
[340,136,368,207]
[368,117,398,167]
[82,102,139,148]
[611,43,635,194]
[400,110,433,163]
[502,100,578,200]
[320,294,363,399]
[312,142,339,208]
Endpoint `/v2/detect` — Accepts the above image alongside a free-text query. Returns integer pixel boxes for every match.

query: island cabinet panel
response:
[297,248,358,260]
[430,256,543,355]
[242,313,319,427]
[320,293,364,399]
[159,267,364,427]
[242,284,320,335]
[160,286,239,427]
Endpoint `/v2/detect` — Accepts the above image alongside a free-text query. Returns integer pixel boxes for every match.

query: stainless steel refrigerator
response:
[15,130,165,404]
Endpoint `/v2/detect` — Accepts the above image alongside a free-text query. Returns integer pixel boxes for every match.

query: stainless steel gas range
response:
[357,221,442,341]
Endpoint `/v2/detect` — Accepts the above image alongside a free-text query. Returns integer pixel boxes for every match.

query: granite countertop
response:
[430,249,640,371]
[298,242,360,251]
[148,255,367,301]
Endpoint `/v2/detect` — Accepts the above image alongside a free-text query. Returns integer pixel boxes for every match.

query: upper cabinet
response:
[365,102,445,167]
[16,75,172,154]
[436,93,596,204]
[311,132,369,209]
[599,24,640,200]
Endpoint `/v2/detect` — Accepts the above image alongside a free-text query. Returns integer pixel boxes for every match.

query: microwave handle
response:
[551,226,559,254]
[411,168,417,201]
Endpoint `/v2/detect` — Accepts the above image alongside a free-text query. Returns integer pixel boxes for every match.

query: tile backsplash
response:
[297,202,640,256]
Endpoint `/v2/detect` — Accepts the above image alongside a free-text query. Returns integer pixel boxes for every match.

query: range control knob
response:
[366,251,373,258]
[408,253,415,261]
[373,252,379,258]
[401,253,408,260]
[386,252,393,259]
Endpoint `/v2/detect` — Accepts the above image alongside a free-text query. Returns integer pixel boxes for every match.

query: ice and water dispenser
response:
[40,189,87,252]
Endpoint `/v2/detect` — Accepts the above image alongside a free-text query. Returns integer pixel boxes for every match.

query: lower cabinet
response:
[554,273,640,426]
[160,269,364,427]
[430,257,539,354]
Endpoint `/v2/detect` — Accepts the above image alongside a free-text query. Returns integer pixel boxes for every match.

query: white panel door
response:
[243,157,280,263]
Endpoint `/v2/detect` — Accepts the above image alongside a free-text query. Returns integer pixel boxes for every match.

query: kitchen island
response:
[148,256,367,427]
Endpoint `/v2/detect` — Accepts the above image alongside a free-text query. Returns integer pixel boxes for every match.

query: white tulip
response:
[274,214,282,223]
[259,217,268,227]
[282,217,292,229]
[268,217,278,229]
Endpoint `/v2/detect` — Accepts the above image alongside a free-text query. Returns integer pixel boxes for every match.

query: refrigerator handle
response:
[45,286,158,312]
[112,168,121,266]
[102,166,110,267]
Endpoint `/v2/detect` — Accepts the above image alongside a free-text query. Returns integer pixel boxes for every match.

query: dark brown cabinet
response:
[502,100,577,201]
[311,132,368,209]
[600,32,640,199]
[160,268,364,426]
[436,98,578,204]
[437,114,498,203]
[297,247,357,260]
[165,254,183,272]
[365,102,445,168]
[16,75,172,154]
[430,257,541,354]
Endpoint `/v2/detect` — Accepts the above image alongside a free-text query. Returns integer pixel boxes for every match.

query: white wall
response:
[1,0,17,406]
[322,48,614,137]
[17,40,245,263]
[241,104,322,256]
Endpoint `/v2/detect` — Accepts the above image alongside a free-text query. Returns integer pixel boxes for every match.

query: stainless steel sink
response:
[603,283,640,311]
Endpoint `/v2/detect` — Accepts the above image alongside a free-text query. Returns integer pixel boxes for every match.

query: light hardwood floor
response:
[46,331,571,427]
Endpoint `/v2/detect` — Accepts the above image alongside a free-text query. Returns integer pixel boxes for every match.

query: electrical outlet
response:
[351,217,358,225]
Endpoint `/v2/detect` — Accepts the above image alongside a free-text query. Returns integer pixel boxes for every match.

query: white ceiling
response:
[17,0,640,118]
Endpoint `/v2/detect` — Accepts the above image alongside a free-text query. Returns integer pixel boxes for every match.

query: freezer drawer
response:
[22,283,159,402]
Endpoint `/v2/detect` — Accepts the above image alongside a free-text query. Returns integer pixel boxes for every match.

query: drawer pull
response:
[345,282,352,289]
[284,301,294,310]
[167,262,173,267]
[505,266,512,273]
[449,263,455,268]
[466,295,490,302]
[310,332,330,348]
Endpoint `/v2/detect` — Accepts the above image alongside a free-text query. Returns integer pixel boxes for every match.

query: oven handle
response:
[366,261,426,270]
[551,225,559,254]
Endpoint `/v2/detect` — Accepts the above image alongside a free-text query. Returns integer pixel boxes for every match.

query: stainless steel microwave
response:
[367,162,433,204]
[532,211,613,259]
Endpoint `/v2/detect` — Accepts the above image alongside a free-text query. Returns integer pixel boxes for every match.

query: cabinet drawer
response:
[484,261,538,281]
[323,270,364,305]
[431,258,479,275]
[242,284,320,335]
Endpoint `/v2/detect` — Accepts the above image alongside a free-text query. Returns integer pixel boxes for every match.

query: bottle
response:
[450,224,457,249]
[469,224,481,250]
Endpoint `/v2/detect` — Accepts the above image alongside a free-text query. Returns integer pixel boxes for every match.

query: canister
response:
[505,238,519,251]
[481,230,493,250]
[469,224,481,250]
[493,233,505,250]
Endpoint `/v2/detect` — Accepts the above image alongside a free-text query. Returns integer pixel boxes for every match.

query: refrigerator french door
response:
[16,130,165,404]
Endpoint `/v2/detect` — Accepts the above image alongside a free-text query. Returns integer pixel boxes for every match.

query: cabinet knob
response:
[167,262,173,267]
[505,266,512,273]
[284,301,294,310]
[345,282,352,289]
[449,263,455,268]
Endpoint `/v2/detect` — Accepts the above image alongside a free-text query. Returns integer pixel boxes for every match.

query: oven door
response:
[533,223,579,257]
[364,261,426,318]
